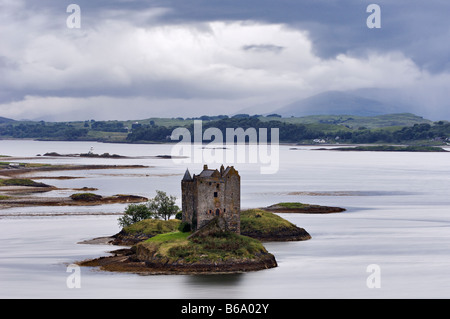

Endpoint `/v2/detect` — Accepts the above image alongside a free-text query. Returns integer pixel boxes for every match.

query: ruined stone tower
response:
[181,164,240,234]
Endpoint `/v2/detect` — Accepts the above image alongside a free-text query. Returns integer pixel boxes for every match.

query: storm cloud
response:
[0,0,449,121]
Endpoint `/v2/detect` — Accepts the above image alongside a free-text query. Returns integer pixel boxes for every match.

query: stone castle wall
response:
[181,166,240,234]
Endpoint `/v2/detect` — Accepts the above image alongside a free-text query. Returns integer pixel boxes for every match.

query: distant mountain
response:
[273,90,408,117]
[0,116,15,124]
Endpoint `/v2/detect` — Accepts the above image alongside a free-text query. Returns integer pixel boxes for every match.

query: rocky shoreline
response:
[0,163,149,208]
[78,247,277,275]
[0,194,148,208]
[77,210,315,275]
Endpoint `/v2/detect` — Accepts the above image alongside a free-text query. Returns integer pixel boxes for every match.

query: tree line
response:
[127,118,450,144]
[1,118,449,144]
[0,122,88,140]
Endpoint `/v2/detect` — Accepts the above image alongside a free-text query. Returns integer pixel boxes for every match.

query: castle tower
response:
[181,165,240,234]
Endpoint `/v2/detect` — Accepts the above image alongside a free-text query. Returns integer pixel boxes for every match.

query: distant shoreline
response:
[2,138,449,151]
[313,145,448,152]
[1,112,449,147]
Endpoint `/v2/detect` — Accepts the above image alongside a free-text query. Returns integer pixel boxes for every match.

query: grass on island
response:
[123,219,181,237]
[116,208,309,265]
[124,208,303,265]
[120,208,301,241]
[146,231,188,242]
[269,202,308,209]
[125,210,282,263]
[240,208,304,236]
[138,230,268,263]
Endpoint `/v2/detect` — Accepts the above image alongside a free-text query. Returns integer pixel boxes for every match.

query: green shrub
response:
[178,222,191,233]
[118,203,154,227]
[117,190,180,227]
[147,190,179,221]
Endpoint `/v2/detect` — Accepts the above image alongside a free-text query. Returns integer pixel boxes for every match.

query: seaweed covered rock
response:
[70,193,103,201]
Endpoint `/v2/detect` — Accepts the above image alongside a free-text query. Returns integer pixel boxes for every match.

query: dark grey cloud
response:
[69,0,447,73]
[1,0,450,121]
[24,0,450,72]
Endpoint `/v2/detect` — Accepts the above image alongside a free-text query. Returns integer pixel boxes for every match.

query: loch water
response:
[0,140,449,298]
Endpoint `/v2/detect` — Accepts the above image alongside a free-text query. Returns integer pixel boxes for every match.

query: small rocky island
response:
[77,165,340,275]
[263,202,345,214]
[78,208,312,274]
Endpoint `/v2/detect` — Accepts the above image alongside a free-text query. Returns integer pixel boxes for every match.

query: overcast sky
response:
[1,0,450,121]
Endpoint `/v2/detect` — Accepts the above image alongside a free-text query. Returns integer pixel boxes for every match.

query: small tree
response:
[117,190,179,227]
[148,190,179,221]
[117,203,153,227]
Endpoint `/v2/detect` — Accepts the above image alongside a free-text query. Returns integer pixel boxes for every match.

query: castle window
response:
[215,209,220,216]
[216,184,219,188]
[214,192,218,197]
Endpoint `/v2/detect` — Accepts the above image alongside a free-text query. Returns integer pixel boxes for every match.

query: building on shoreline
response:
[181,164,240,234]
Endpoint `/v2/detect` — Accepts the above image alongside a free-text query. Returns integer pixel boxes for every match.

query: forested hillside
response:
[0,114,449,145]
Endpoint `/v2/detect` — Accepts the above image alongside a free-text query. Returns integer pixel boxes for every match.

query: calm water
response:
[0,140,449,298]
